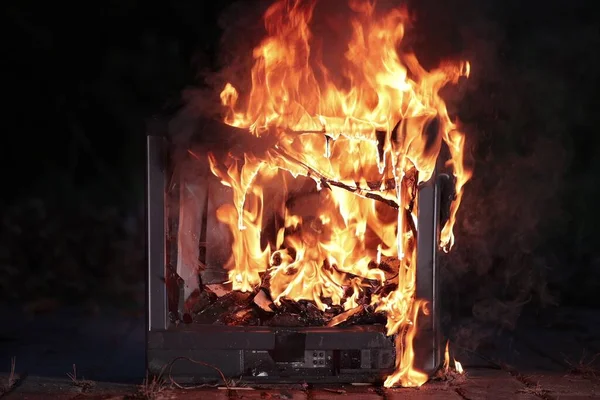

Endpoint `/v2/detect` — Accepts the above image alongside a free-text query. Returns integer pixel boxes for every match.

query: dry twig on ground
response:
[517,382,549,397]
[66,364,95,392]
[138,371,169,400]
[564,351,600,378]
[0,357,17,395]
[434,367,467,386]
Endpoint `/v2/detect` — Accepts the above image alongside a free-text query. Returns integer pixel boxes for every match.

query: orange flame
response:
[443,340,465,375]
[210,0,471,387]
[443,340,450,373]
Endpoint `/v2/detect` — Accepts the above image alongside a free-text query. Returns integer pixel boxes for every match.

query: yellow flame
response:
[443,340,465,375]
[443,340,450,373]
[210,0,471,387]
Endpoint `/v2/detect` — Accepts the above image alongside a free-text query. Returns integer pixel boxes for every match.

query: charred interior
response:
[147,0,470,388]
[146,120,455,384]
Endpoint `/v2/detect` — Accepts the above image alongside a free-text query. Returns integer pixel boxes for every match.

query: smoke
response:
[431,0,582,351]
[172,0,582,350]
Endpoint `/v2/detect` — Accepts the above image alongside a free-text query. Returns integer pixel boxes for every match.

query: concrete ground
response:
[1,305,600,399]
[2,371,600,399]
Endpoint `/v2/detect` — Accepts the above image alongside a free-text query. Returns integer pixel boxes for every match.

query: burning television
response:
[147,0,470,387]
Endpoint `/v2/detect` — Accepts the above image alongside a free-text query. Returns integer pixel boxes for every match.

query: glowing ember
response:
[209,0,471,387]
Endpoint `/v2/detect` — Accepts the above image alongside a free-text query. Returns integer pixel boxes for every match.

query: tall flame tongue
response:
[211,0,471,387]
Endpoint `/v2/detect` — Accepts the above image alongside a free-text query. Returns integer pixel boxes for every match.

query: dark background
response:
[2,0,598,337]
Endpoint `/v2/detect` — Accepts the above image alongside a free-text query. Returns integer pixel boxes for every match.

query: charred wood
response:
[165,263,184,322]
[183,119,278,160]
[188,120,401,209]
[327,306,365,327]
[216,307,260,326]
[438,173,456,228]
[263,299,326,326]
[184,286,217,314]
[253,288,275,313]
[339,309,387,327]
[270,148,399,209]
[376,130,386,163]
[193,291,252,324]
[405,207,417,239]
[372,282,398,298]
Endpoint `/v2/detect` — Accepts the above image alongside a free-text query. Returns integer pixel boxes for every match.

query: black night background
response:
[1,0,599,393]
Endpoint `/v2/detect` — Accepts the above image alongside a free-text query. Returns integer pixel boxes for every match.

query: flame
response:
[210,0,471,387]
[443,340,450,373]
[383,300,429,387]
[454,359,464,374]
[443,340,465,375]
